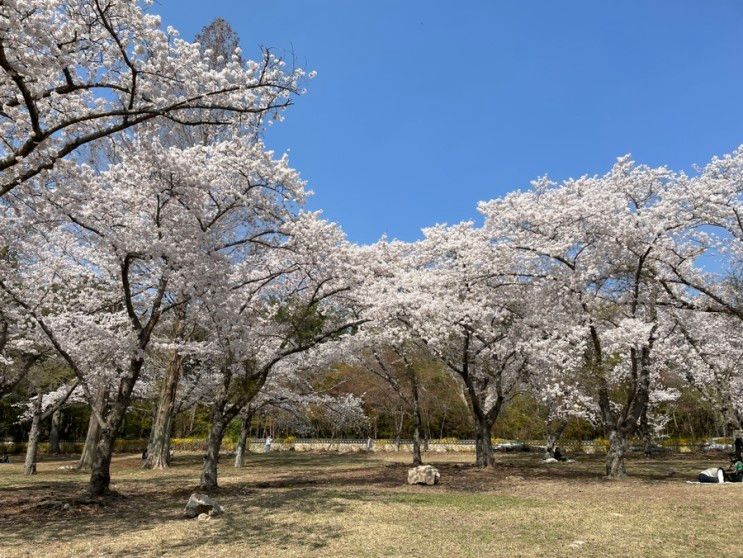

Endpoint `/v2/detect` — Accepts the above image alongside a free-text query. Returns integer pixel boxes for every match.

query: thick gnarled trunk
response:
[461,365,500,468]
[89,426,116,496]
[89,392,135,496]
[143,318,185,470]
[88,358,148,496]
[605,430,628,478]
[143,363,180,469]
[474,418,495,468]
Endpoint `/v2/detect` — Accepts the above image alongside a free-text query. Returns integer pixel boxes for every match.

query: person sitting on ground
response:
[0,452,8,463]
[698,466,725,483]
[734,436,743,461]
[141,447,148,460]
[553,446,567,462]
[724,459,743,482]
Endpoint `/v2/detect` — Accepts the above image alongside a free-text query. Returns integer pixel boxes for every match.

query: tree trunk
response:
[23,394,43,475]
[545,434,558,459]
[89,425,116,496]
[49,409,61,455]
[88,358,148,496]
[201,419,226,489]
[410,371,423,466]
[78,411,100,471]
[89,389,138,496]
[143,326,184,469]
[234,413,253,468]
[605,430,628,478]
[474,417,495,468]
[78,387,107,471]
[412,418,422,466]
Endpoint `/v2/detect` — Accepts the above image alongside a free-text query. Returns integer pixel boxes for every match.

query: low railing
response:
[1,437,734,455]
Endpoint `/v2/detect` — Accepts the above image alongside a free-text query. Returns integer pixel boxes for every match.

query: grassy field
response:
[0,450,741,557]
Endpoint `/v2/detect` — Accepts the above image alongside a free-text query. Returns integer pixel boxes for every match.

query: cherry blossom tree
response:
[193,215,368,489]
[0,130,311,495]
[0,0,306,197]
[372,227,531,468]
[141,16,242,470]
[330,241,432,464]
[480,155,690,477]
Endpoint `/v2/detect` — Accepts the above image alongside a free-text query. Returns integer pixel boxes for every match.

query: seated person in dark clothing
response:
[735,436,743,461]
[0,453,8,464]
[553,447,566,462]
[724,459,743,482]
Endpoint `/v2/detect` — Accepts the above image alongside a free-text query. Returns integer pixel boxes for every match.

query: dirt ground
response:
[0,450,741,557]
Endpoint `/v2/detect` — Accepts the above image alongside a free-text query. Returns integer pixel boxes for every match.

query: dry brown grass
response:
[0,450,740,557]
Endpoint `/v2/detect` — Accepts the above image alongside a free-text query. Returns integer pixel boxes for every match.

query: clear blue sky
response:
[154,0,743,244]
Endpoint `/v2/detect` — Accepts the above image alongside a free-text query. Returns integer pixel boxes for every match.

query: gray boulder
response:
[184,493,224,518]
[407,465,440,485]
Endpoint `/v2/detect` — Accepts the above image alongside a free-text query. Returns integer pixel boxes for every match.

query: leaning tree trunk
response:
[78,411,101,471]
[49,409,61,455]
[23,394,43,475]
[78,386,108,471]
[234,412,254,468]
[605,430,628,478]
[143,325,184,469]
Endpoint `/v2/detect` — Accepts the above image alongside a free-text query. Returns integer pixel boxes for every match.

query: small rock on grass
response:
[184,493,224,519]
[407,465,440,485]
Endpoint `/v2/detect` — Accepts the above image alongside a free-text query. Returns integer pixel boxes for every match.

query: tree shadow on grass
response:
[0,483,359,556]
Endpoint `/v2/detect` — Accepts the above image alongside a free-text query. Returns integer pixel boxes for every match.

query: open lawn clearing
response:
[0,452,740,557]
